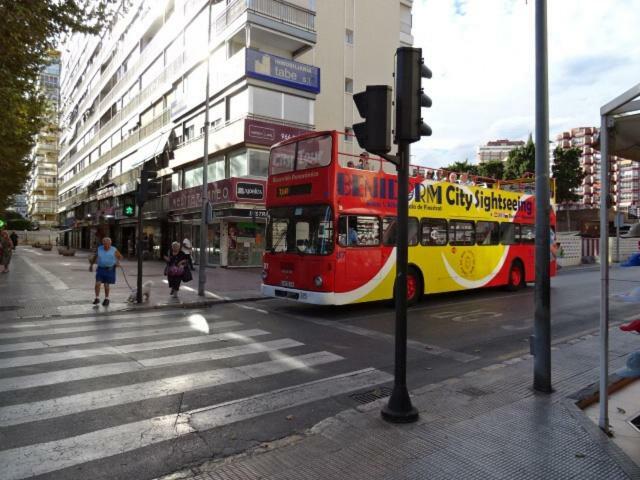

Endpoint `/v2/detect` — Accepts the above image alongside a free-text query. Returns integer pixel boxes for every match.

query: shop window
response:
[171,172,181,191]
[248,150,269,177]
[184,166,203,188]
[476,221,500,245]
[229,150,248,177]
[206,156,225,181]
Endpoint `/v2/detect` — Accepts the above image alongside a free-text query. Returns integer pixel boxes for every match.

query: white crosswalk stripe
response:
[0,320,242,354]
[0,310,391,480]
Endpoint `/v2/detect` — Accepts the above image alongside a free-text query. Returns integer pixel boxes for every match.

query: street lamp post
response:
[198,0,213,297]
[533,0,552,393]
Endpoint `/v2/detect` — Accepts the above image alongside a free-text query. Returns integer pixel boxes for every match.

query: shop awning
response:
[131,128,172,169]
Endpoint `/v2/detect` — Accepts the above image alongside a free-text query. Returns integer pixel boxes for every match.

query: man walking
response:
[9,232,18,249]
[93,237,122,306]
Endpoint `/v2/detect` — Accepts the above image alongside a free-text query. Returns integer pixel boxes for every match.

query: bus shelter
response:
[599,82,640,432]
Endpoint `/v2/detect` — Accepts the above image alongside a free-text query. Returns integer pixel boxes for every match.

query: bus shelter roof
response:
[601,82,640,161]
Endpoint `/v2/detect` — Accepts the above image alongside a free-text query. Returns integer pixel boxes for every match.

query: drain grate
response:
[350,386,393,405]
[629,414,640,433]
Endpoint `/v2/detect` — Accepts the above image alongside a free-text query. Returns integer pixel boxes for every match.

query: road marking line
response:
[137,338,303,368]
[0,316,198,339]
[235,304,269,314]
[162,280,226,300]
[0,320,242,362]
[299,317,479,363]
[21,248,43,256]
[3,309,210,328]
[0,368,389,480]
[0,351,342,427]
[20,255,66,289]
[0,330,271,391]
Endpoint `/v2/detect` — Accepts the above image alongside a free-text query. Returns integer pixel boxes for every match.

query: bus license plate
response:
[280,280,295,288]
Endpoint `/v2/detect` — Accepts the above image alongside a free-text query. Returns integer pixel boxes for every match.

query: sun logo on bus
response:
[459,250,475,276]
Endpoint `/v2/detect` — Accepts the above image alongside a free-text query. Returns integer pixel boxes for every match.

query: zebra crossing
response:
[0,307,392,480]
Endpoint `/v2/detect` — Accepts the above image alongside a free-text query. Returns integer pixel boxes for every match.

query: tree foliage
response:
[443,160,479,176]
[0,0,114,213]
[503,135,536,179]
[552,146,585,203]
[477,160,504,180]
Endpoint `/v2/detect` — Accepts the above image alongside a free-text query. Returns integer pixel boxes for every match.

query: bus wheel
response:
[506,261,524,292]
[406,267,422,306]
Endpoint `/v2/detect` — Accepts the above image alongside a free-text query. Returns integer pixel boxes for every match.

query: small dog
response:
[127,281,154,303]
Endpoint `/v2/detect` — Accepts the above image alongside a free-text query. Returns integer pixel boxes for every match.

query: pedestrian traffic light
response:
[395,47,432,144]
[0,218,5,229]
[123,203,135,217]
[352,85,393,155]
[136,170,158,207]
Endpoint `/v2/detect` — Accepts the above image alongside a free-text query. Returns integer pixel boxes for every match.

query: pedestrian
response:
[182,238,195,270]
[0,230,14,273]
[164,241,188,298]
[9,231,18,249]
[92,236,122,306]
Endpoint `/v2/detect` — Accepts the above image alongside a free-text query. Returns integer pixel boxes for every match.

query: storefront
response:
[168,177,266,267]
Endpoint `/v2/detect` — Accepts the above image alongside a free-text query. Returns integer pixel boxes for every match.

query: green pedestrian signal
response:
[123,204,135,217]
[0,218,5,229]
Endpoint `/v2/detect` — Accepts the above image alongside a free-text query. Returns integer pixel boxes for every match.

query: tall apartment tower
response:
[26,53,61,228]
[476,139,525,164]
[57,0,412,266]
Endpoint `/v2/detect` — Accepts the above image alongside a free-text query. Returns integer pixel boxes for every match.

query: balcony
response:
[217,0,316,52]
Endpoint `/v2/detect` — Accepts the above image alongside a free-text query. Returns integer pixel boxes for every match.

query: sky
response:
[410,0,640,168]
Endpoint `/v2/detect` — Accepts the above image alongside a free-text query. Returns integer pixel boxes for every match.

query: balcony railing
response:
[217,0,316,34]
[59,109,171,192]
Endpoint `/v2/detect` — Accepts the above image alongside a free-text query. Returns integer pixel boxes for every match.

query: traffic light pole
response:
[136,203,143,304]
[381,142,418,424]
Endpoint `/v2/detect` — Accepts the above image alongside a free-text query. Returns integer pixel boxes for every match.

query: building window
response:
[345,77,353,94]
[345,29,354,44]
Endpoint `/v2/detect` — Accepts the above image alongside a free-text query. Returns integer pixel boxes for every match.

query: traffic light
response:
[136,170,158,207]
[395,47,432,144]
[352,85,392,155]
[123,203,135,217]
[0,218,5,229]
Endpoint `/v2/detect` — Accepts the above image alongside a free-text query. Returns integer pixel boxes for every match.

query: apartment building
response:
[477,139,525,164]
[57,0,412,266]
[554,127,640,218]
[26,54,61,228]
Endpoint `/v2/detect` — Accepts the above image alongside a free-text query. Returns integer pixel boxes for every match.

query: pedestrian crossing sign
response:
[0,218,5,228]
[123,204,135,217]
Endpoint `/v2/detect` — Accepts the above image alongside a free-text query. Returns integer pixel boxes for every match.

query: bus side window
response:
[383,217,397,246]
[449,220,475,246]
[476,221,500,245]
[519,224,535,244]
[500,222,520,245]
[408,217,419,246]
[420,218,448,246]
[338,216,348,246]
[339,215,380,246]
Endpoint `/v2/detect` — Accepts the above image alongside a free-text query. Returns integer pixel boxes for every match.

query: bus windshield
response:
[267,205,334,255]
[269,134,333,175]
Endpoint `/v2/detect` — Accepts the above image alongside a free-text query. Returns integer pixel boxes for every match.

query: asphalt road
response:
[1,260,639,479]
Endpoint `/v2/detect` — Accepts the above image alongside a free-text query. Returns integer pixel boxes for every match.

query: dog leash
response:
[118,265,136,293]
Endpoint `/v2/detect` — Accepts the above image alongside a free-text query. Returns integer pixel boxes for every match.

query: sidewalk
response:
[0,246,264,319]
[162,326,640,480]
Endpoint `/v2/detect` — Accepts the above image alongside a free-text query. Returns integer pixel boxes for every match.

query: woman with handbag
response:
[164,241,188,298]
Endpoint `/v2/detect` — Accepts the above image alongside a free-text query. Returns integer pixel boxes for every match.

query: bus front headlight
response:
[314,276,323,287]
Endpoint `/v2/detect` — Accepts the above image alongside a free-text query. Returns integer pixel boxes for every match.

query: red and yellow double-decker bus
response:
[261,130,556,305]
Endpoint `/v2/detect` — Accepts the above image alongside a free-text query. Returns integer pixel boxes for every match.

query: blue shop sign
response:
[246,49,320,94]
